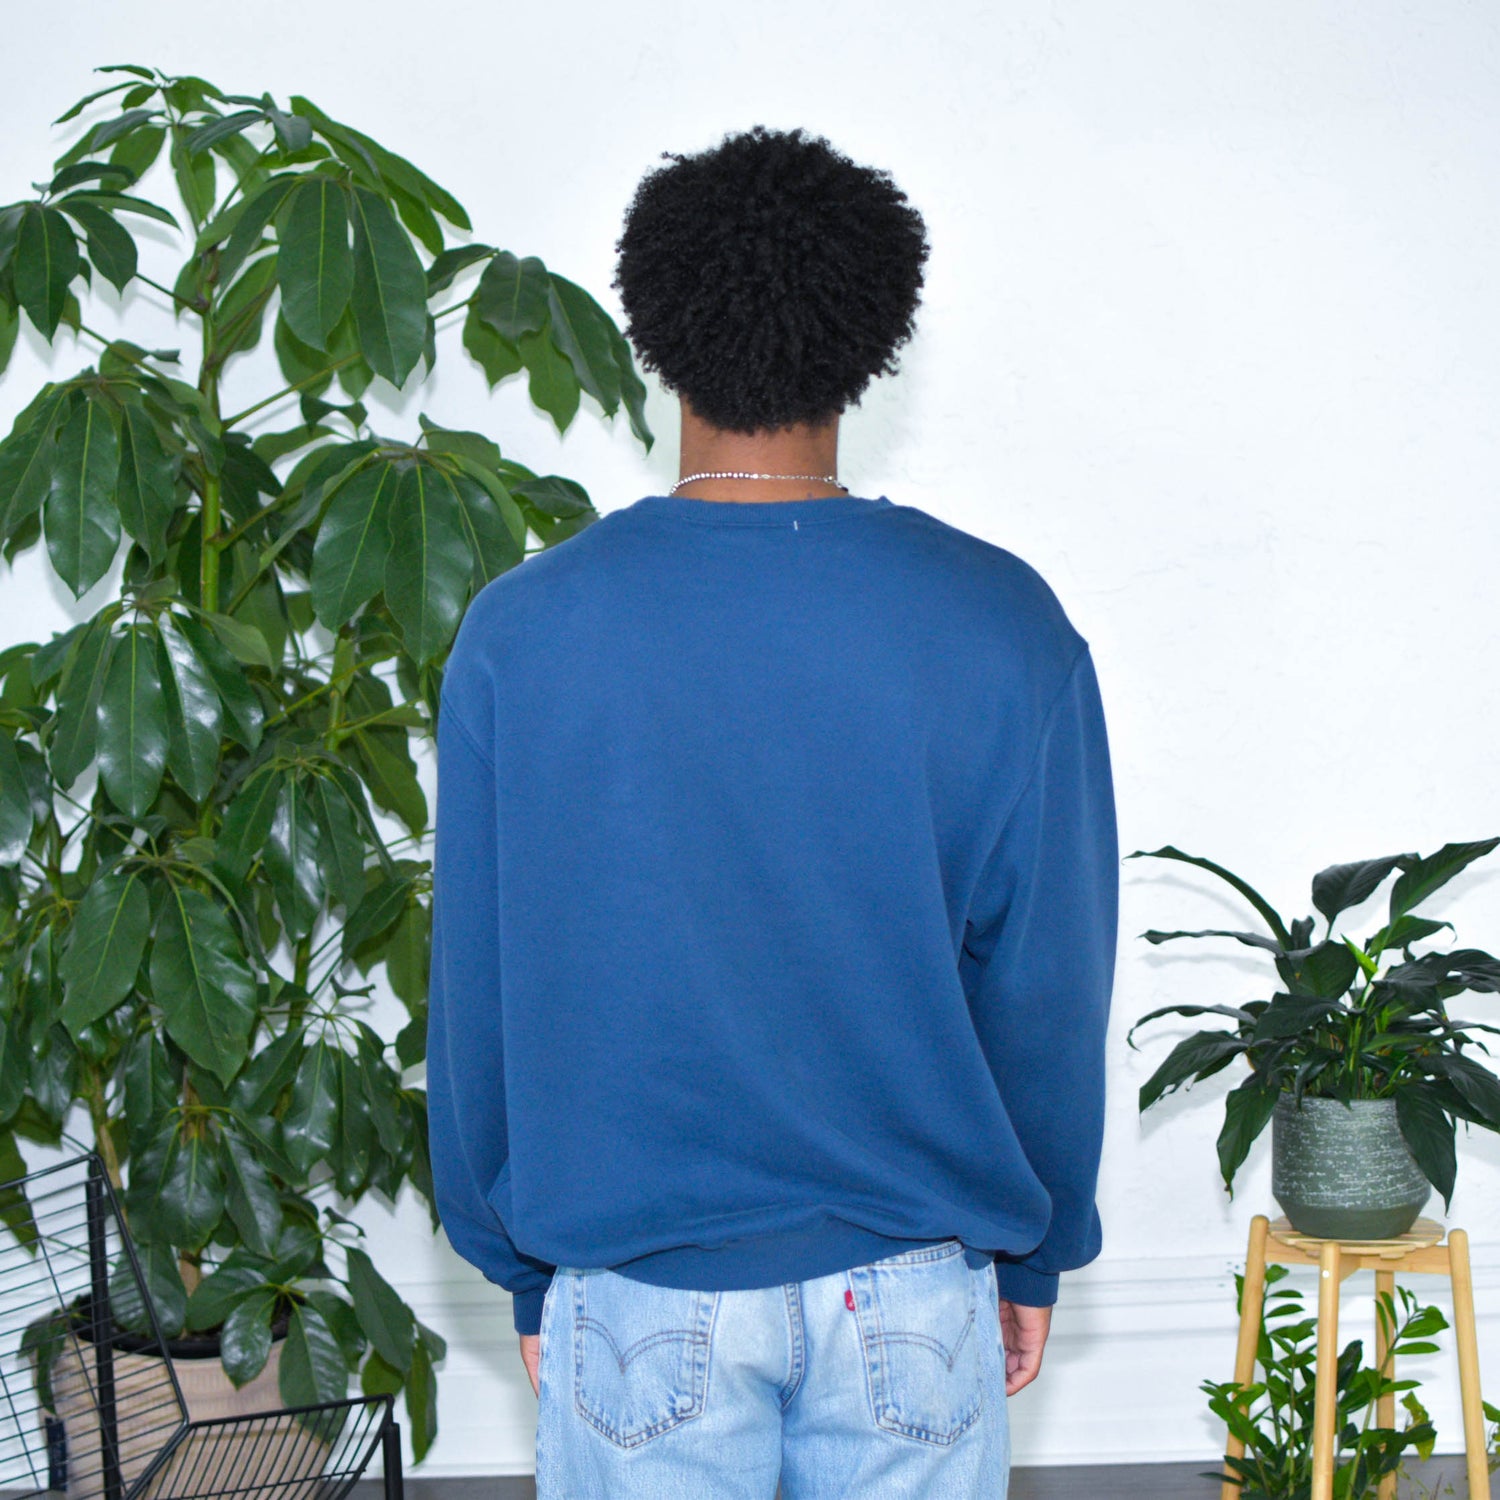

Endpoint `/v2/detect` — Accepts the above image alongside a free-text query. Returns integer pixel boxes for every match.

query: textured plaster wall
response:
[1,0,1497,1473]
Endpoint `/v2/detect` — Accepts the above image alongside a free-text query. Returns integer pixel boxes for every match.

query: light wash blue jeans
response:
[534,1237,1011,1498]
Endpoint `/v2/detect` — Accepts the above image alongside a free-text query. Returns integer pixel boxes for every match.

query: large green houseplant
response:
[1126,840,1500,1225]
[0,65,653,1459]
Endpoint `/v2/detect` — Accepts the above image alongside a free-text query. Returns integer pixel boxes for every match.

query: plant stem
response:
[135,272,200,313]
[85,1069,122,1192]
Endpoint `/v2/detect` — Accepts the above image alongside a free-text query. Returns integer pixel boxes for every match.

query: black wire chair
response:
[0,1152,403,1500]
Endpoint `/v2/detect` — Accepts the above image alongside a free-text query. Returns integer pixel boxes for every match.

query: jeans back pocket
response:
[572,1269,720,1448]
[848,1239,984,1446]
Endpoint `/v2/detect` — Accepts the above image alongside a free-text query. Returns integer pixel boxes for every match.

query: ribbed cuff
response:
[992,1260,1059,1307]
[511,1281,551,1335]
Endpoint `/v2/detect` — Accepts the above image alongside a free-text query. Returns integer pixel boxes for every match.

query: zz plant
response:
[1126,841,1500,1206]
[0,65,653,1459]
[1204,1260,1463,1499]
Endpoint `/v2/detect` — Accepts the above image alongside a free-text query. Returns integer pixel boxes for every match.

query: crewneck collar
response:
[628,494,893,526]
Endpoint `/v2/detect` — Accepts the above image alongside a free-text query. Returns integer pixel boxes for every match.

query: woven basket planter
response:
[45,1312,332,1500]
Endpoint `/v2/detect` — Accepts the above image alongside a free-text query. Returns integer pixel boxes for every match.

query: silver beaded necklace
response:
[667,470,847,497]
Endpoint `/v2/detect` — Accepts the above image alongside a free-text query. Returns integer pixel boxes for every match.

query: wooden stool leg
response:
[1374,1268,1396,1500]
[1222,1216,1271,1500]
[1447,1228,1490,1500]
[1312,1240,1342,1500]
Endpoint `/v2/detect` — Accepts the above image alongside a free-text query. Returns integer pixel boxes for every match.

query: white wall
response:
[2,0,1498,1474]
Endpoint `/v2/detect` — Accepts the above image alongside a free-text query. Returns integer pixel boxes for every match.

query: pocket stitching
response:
[853,1257,984,1446]
[572,1274,719,1449]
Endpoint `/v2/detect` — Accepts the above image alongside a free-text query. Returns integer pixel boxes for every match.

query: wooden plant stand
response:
[1220,1214,1490,1500]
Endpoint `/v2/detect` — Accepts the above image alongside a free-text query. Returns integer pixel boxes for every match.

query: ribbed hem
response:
[607,1219,954,1290]
[992,1261,1059,1306]
[627,494,893,526]
[511,1282,550,1335]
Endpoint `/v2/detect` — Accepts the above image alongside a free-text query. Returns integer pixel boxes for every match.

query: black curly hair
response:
[612,126,929,435]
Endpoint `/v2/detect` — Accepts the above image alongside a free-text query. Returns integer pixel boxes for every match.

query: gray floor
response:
[353,1457,1493,1498]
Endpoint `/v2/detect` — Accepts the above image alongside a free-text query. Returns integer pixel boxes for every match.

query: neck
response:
[674,400,843,501]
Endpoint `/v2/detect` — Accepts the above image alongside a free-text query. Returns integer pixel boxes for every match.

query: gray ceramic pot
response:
[1271,1093,1430,1240]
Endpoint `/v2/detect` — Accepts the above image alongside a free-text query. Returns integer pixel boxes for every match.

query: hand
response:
[997,1298,1052,1395]
[519,1332,541,1398]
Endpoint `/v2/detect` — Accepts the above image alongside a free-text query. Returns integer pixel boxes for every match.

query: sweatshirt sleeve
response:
[960,644,1119,1307]
[426,693,555,1336]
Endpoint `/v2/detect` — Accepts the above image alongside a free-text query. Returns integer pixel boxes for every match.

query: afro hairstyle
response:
[612,125,929,435]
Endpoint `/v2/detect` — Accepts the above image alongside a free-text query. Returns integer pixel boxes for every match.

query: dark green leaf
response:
[1280,941,1360,999]
[215,173,298,286]
[1125,845,1294,949]
[128,1119,225,1251]
[115,404,177,565]
[123,1028,180,1150]
[1217,1075,1280,1192]
[49,612,115,786]
[461,302,523,387]
[384,463,471,664]
[1311,855,1412,925]
[13,205,79,338]
[1427,1053,1500,1130]
[230,1030,302,1116]
[155,613,222,803]
[1389,840,1500,922]
[512,474,591,519]
[169,124,216,227]
[185,109,263,156]
[150,883,256,1084]
[44,398,120,598]
[175,613,263,749]
[1368,915,1453,955]
[426,244,492,296]
[282,1041,339,1176]
[109,1240,187,1338]
[345,1245,413,1374]
[108,124,167,184]
[186,1261,269,1331]
[1141,928,1285,953]
[221,1286,277,1386]
[221,1128,283,1258]
[1139,1031,1246,1110]
[608,325,653,450]
[518,327,580,433]
[1395,1087,1456,1209]
[55,189,177,229]
[212,765,282,886]
[279,1299,349,1407]
[203,608,273,670]
[547,273,621,414]
[279,177,353,349]
[97,623,168,818]
[447,460,523,585]
[406,1335,437,1462]
[55,200,136,293]
[310,459,395,628]
[348,186,427,386]
[309,775,366,912]
[264,777,325,941]
[58,869,150,1036]
[0,424,57,545]
[475,251,549,342]
[361,1347,402,1396]
[0,732,33,864]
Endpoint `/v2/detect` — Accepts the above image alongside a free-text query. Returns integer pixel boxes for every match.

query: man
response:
[427,124,1118,1499]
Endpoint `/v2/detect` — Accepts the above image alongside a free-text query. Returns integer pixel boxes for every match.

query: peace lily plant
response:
[1126,840,1500,1207]
[0,64,652,1459]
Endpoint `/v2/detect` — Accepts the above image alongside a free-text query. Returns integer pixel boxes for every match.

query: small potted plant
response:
[1126,840,1500,1238]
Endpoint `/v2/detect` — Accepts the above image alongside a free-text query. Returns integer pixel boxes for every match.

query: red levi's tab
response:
[845,1288,856,1311]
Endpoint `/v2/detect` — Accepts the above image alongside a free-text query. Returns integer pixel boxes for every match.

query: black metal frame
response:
[0,1152,404,1500]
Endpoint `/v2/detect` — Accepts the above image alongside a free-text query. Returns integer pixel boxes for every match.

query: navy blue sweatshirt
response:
[426,493,1118,1336]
